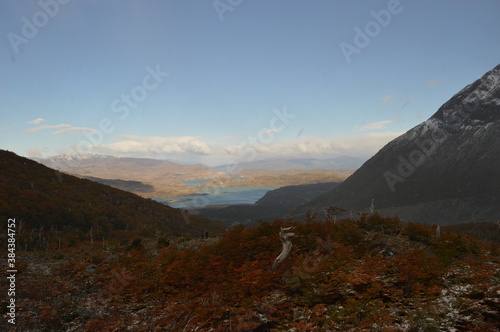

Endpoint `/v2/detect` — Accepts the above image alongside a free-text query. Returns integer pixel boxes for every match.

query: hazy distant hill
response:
[292,64,500,225]
[34,155,353,200]
[0,150,224,249]
[214,156,364,171]
[34,154,221,198]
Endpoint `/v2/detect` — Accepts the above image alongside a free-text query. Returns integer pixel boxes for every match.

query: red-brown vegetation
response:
[2,214,499,331]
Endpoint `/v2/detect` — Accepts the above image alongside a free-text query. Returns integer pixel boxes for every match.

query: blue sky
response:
[1,0,499,166]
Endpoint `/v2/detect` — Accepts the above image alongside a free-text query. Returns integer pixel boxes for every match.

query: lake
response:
[157,180,276,208]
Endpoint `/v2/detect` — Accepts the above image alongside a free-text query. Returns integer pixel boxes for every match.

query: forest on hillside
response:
[0,150,225,252]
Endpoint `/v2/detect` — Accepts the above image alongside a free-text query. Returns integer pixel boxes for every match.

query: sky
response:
[1,0,499,166]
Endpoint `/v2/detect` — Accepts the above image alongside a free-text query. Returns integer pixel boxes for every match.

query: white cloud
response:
[51,132,403,167]
[355,120,393,132]
[96,135,212,156]
[292,132,402,157]
[26,147,51,158]
[217,132,403,165]
[216,136,241,142]
[51,127,97,136]
[28,118,46,125]
[25,124,72,133]
[381,95,393,104]
[25,123,97,136]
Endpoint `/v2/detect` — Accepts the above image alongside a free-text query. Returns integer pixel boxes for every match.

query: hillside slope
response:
[0,150,224,249]
[292,64,500,225]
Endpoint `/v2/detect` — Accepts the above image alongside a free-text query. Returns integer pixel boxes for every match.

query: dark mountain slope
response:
[0,150,224,248]
[292,64,500,225]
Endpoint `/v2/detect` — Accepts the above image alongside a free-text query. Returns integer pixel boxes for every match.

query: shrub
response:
[403,222,434,244]
[434,232,481,264]
[157,237,170,249]
[126,238,144,251]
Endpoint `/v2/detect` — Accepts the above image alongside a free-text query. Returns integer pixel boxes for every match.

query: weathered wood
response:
[272,227,296,271]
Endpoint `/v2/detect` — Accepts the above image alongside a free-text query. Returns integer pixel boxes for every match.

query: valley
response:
[197,169,352,188]
[193,182,342,226]
[34,155,222,198]
[35,155,355,208]
[2,62,500,331]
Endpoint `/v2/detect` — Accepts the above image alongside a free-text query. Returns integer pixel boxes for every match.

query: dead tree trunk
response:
[272,227,296,271]
[435,224,441,239]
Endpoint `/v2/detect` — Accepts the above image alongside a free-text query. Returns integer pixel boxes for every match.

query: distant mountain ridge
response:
[214,156,364,171]
[35,153,120,163]
[34,154,206,174]
[292,64,500,225]
[34,154,221,198]
[34,155,355,199]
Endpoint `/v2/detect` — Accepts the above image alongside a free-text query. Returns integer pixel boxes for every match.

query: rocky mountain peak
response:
[431,64,500,125]
[291,64,500,225]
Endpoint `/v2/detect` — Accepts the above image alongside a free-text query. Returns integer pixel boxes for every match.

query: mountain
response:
[214,156,365,171]
[292,64,500,225]
[34,154,221,198]
[0,150,224,249]
[194,182,341,226]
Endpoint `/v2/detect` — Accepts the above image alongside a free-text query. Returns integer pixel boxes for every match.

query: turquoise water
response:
[158,186,276,208]
[183,179,213,186]
[183,177,243,186]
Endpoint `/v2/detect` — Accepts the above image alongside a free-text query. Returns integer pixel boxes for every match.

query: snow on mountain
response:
[291,64,500,225]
